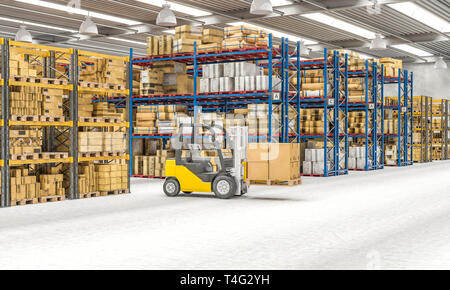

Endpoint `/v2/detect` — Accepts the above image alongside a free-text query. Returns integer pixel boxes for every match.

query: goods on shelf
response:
[384,109,399,135]
[224,25,268,49]
[9,87,65,117]
[348,111,369,135]
[199,61,280,93]
[248,104,280,136]
[247,143,300,182]
[79,58,127,88]
[379,58,403,78]
[133,149,175,177]
[10,129,42,155]
[10,167,65,202]
[139,62,190,96]
[384,144,398,165]
[93,102,126,119]
[302,140,343,175]
[79,94,94,117]
[95,164,128,192]
[78,132,125,153]
[134,105,188,135]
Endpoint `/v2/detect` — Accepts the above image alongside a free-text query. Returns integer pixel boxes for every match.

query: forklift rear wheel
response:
[164,178,180,197]
[212,175,237,199]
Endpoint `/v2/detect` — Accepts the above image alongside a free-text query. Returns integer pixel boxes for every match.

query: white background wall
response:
[385,61,450,99]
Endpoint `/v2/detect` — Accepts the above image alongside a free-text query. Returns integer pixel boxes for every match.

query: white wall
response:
[385,61,450,99]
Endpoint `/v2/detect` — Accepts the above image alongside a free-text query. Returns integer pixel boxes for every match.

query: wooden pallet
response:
[99,189,129,196]
[79,152,124,158]
[10,115,40,122]
[39,195,66,203]
[249,178,302,186]
[11,76,36,83]
[39,152,69,159]
[40,116,66,122]
[37,78,69,85]
[78,116,122,123]
[11,198,39,206]
[10,153,40,161]
[79,192,101,199]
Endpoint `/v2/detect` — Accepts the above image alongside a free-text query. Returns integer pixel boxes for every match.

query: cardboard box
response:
[247,161,268,180]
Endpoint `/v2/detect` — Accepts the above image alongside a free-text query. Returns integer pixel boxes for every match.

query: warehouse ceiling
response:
[0,0,448,62]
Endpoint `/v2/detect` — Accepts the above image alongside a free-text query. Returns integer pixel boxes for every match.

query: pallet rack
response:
[412,96,432,163]
[300,49,349,177]
[127,35,301,178]
[431,99,449,160]
[0,39,131,207]
[383,70,414,166]
[347,61,384,171]
[74,50,130,199]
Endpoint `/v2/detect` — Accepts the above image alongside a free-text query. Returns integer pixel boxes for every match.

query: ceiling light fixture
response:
[15,25,33,42]
[388,2,450,33]
[79,15,98,36]
[137,0,211,17]
[434,56,448,70]
[14,0,140,26]
[250,0,273,15]
[302,13,377,39]
[370,34,387,50]
[391,44,433,57]
[156,3,177,26]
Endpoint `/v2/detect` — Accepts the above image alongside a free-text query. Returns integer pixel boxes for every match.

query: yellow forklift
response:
[163,125,248,199]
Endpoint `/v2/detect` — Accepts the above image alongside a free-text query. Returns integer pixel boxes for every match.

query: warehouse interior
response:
[0,0,449,270]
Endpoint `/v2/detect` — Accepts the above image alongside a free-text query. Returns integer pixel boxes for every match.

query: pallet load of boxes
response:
[75,54,129,198]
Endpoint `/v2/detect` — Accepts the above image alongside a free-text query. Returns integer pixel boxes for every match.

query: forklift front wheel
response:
[163,178,181,197]
[212,175,237,199]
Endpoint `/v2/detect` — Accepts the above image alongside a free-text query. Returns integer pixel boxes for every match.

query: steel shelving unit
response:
[412,96,432,163]
[0,39,131,207]
[299,49,349,177]
[383,70,414,167]
[1,39,73,207]
[431,99,448,161]
[347,61,384,171]
[125,35,301,178]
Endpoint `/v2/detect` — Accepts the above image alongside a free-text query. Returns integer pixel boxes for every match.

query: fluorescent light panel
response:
[15,0,141,25]
[302,13,377,39]
[228,22,317,45]
[272,0,293,6]
[0,16,77,33]
[388,2,450,33]
[391,44,433,57]
[136,0,211,17]
[108,37,146,46]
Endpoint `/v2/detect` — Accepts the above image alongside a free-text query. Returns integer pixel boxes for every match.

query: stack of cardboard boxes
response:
[380,58,402,78]
[79,163,97,195]
[248,104,280,137]
[95,164,128,192]
[133,150,175,177]
[134,105,188,135]
[199,29,224,52]
[199,61,280,93]
[79,58,127,87]
[348,111,368,135]
[10,129,42,155]
[10,167,65,202]
[384,109,399,135]
[223,25,268,50]
[78,132,125,153]
[247,143,300,182]
[385,145,398,165]
[139,63,190,96]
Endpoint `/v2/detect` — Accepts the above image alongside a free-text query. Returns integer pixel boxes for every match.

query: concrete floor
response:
[0,161,449,270]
